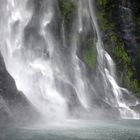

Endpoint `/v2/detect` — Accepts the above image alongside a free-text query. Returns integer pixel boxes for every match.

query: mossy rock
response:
[82,39,97,69]
[97,12,115,33]
[110,35,131,66]
[95,0,140,95]
[96,0,118,33]
[105,34,140,96]
[96,0,108,7]
[124,68,140,96]
[58,0,76,28]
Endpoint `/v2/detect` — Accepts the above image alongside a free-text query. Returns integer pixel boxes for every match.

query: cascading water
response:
[88,0,139,119]
[0,0,69,121]
[0,0,139,121]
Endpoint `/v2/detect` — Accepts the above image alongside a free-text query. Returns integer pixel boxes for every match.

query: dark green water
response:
[1,119,140,140]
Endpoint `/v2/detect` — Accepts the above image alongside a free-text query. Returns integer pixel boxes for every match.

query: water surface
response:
[1,119,140,140]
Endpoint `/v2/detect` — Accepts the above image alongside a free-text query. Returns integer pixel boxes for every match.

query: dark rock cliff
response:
[0,52,40,126]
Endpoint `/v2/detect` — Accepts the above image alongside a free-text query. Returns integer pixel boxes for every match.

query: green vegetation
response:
[97,0,108,8]
[110,35,131,66]
[106,34,140,95]
[97,12,115,32]
[59,0,75,27]
[83,39,97,69]
[96,0,140,95]
[96,0,118,33]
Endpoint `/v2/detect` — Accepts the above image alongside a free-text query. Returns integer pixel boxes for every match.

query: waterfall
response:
[0,0,139,121]
[88,0,139,119]
[0,0,69,121]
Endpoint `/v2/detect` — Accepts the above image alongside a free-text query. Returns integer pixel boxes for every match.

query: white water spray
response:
[0,0,139,121]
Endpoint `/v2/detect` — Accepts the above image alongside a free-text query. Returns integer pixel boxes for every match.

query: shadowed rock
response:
[0,52,41,126]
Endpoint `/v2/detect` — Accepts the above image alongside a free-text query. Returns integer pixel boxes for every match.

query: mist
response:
[1,0,140,139]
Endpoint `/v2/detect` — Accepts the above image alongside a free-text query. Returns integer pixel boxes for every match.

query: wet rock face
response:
[0,52,40,126]
[0,54,19,100]
[0,96,14,126]
[96,0,140,96]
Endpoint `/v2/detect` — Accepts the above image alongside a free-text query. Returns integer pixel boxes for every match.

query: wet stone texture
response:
[0,52,40,126]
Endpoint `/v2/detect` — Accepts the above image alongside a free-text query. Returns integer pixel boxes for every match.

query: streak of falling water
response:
[0,0,68,121]
[88,0,139,119]
[0,0,140,122]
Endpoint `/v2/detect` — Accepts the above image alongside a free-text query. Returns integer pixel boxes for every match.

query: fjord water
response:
[0,0,140,130]
[1,120,140,140]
